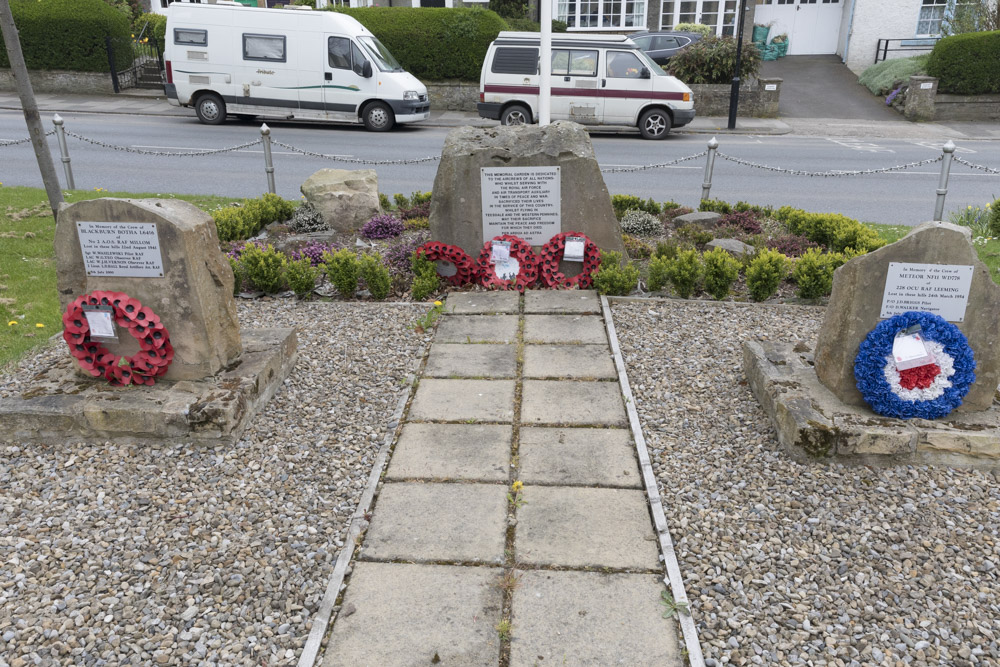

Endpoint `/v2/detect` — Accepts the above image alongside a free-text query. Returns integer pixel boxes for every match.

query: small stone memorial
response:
[1,198,297,445]
[744,222,1000,466]
[429,121,625,259]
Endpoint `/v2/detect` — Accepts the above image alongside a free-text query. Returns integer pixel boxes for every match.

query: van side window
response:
[491,47,539,75]
[552,49,597,77]
[243,33,286,63]
[607,51,643,78]
[174,28,207,46]
[328,37,351,69]
[351,43,367,76]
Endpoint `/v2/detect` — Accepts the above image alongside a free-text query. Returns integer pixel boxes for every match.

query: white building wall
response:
[844,0,927,74]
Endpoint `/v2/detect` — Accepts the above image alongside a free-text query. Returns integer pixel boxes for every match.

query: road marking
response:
[912,141,976,153]
[825,138,895,153]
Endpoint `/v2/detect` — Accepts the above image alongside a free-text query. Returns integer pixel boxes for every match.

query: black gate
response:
[105,25,165,93]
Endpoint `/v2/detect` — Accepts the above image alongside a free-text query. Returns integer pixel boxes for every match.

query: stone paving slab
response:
[523,314,607,344]
[518,427,640,487]
[362,482,507,564]
[523,344,616,379]
[524,290,601,314]
[323,562,503,667]
[520,380,627,426]
[445,291,520,314]
[424,343,517,379]
[409,379,515,422]
[435,315,519,344]
[386,423,511,482]
[509,570,682,667]
[515,486,660,569]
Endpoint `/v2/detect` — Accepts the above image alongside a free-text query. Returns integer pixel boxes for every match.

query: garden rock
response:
[300,169,380,233]
[428,121,625,256]
[814,221,1000,412]
[706,238,755,258]
[674,211,722,230]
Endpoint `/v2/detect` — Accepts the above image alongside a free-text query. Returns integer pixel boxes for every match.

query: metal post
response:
[727,0,748,130]
[933,140,955,221]
[105,36,120,94]
[539,0,552,126]
[701,137,719,202]
[52,114,75,190]
[261,123,275,195]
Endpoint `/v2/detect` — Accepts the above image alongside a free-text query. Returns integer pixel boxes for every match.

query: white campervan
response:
[163,1,429,131]
[478,32,694,139]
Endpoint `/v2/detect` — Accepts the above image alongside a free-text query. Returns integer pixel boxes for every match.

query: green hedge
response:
[774,206,886,254]
[667,36,761,84]
[133,12,167,49]
[927,30,1000,94]
[327,6,508,81]
[0,0,132,72]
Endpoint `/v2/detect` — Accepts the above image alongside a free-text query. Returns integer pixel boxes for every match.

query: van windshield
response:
[358,36,403,72]
[636,49,666,76]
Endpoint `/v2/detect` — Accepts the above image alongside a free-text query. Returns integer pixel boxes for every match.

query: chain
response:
[954,156,1000,175]
[63,131,262,156]
[0,130,56,147]
[716,152,943,177]
[600,150,708,173]
[270,140,441,165]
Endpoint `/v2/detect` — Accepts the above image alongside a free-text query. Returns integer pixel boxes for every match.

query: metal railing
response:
[874,37,941,64]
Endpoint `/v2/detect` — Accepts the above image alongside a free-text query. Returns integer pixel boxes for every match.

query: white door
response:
[754,0,842,55]
[601,50,649,125]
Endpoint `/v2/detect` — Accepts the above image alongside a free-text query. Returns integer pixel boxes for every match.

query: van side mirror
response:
[640,67,650,79]
[362,61,373,78]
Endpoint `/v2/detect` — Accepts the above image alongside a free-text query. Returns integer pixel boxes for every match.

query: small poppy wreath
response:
[854,311,976,420]
[538,231,602,289]
[62,290,173,387]
[476,234,539,292]
[416,241,478,286]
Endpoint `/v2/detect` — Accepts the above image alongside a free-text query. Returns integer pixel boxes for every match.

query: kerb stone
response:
[814,222,1000,412]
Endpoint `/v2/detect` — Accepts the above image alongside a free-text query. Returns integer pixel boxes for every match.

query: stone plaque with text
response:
[481,167,560,245]
[77,221,164,278]
[880,262,974,322]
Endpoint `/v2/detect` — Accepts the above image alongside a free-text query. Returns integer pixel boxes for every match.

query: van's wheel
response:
[195,93,226,125]
[363,102,395,132]
[500,104,531,126]
[638,108,671,140]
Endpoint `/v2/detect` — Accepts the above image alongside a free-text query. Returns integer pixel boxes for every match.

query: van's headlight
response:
[403,90,420,101]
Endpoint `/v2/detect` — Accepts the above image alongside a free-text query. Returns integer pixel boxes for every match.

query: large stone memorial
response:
[743,222,1000,467]
[429,121,625,258]
[1,198,297,445]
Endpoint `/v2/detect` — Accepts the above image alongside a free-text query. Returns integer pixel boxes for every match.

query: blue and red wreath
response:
[539,231,601,289]
[476,235,539,292]
[854,311,975,420]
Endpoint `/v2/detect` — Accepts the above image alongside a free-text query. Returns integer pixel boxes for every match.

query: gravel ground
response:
[0,300,429,666]
[612,299,1000,667]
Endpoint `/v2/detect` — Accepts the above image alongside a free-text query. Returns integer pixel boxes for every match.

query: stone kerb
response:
[814,221,1000,412]
[428,121,626,258]
[54,198,242,381]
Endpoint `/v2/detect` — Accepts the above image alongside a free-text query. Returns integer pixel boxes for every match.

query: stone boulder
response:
[706,238,755,258]
[300,169,380,233]
[674,211,721,230]
[429,121,624,256]
[814,221,1000,412]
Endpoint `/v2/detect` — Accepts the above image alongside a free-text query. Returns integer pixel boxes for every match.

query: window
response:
[557,0,577,26]
[491,47,539,74]
[660,0,675,28]
[243,33,286,62]
[328,37,351,69]
[700,0,719,29]
[625,0,645,26]
[578,0,600,26]
[653,36,680,49]
[721,0,737,35]
[917,0,946,35]
[607,51,644,78]
[551,49,598,76]
[603,0,622,26]
[174,28,207,46]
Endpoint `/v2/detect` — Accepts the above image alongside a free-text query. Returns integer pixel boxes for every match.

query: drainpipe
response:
[842,0,858,64]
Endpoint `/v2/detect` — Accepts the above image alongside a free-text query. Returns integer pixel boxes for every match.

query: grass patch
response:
[868,221,1000,283]
[0,186,236,370]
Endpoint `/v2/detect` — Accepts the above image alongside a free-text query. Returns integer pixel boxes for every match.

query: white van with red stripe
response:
[477,32,694,139]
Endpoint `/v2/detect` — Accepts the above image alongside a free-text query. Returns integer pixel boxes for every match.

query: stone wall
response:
[0,70,115,95]
[425,81,479,112]
[688,77,782,117]
[902,75,1000,123]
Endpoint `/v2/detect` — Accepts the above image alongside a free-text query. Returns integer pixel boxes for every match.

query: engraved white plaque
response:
[880,262,974,322]
[481,167,561,245]
[764,83,777,91]
[77,222,164,278]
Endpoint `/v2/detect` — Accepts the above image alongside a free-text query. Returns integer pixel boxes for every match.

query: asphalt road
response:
[1,110,998,226]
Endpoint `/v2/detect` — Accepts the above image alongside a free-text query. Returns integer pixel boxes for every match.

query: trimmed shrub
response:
[359,253,392,300]
[927,30,1000,95]
[212,193,295,242]
[328,7,507,81]
[0,0,132,72]
[718,211,762,235]
[790,248,849,300]
[227,256,246,295]
[668,36,761,84]
[620,209,663,237]
[665,249,702,299]
[699,198,732,215]
[410,251,441,301]
[676,224,713,247]
[285,257,319,299]
[674,22,713,37]
[990,198,1000,237]
[702,247,740,300]
[593,251,639,296]
[623,234,653,259]
[774,206,885,254]
[612,195,661,219]
[746,249,788,302]
[653,240,680,260]
[646,255,670,292]
[858,54,930,96]
[361,213,405,240]
[323,248,360,298]
[504,17,569,32]
[240,243,287,294]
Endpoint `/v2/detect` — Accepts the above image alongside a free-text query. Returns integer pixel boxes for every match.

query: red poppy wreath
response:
[476,235,539,292]
[62,291,173,387]
[538,231,602,289]
[416,241,478,286]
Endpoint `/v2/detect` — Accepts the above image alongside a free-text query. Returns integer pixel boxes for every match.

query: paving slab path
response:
[318,290,688,667]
